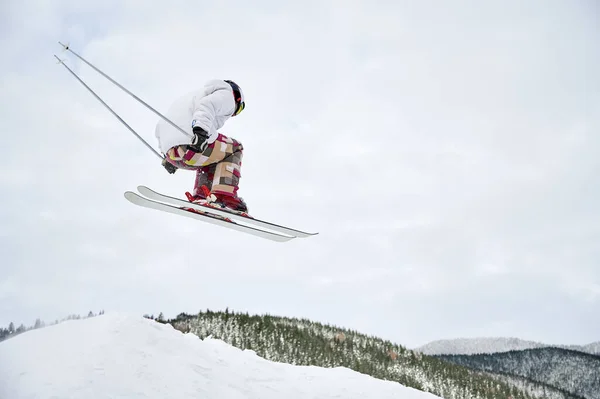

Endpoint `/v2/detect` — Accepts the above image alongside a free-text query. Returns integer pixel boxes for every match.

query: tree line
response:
[0,310,105,343]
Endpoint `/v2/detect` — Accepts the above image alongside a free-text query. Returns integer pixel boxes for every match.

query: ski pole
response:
[57,41,193,140]
[54,55,164,160]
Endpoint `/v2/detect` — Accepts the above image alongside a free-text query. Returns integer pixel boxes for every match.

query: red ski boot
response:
[183,186,234,222]
[211,193,249,215]
[185,185,211,203]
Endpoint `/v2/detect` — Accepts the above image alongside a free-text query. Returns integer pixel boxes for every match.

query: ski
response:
[124,191,294,242]
[136,186,318,239]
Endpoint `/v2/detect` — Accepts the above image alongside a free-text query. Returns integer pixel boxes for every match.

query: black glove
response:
[190,126,209,152]
[162,157,177,174]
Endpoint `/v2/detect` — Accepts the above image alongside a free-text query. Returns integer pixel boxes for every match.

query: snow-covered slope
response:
[0,313,439,399]
[415,337,600,356]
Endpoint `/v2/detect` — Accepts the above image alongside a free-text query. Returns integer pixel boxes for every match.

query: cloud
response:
[1,0,598,348]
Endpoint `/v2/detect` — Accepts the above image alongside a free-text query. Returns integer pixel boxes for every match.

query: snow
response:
[0,313,439,399]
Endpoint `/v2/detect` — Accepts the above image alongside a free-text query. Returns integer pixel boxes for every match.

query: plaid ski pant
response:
[164,133,243,198]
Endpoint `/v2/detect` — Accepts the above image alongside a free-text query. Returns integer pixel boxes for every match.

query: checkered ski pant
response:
[164,133,243,198]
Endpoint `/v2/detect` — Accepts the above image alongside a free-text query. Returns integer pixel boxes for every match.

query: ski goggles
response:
[225,80,245,117]
[233,101,245,116]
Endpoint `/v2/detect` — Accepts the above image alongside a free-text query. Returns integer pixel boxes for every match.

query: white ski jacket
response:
[154,79,238,154]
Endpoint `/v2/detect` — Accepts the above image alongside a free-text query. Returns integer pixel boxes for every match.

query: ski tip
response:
[301,232,319,238]
[124,191,139,201]
[137,185,153,194]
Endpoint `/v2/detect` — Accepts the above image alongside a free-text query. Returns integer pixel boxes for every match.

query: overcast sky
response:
[1,0,598,349]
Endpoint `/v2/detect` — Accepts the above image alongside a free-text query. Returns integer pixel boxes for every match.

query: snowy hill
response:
[415,337,599,355]
[0,313,439,399]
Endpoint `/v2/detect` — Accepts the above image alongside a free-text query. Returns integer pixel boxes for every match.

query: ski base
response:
[136,185,318,239]
[124,191,308,242]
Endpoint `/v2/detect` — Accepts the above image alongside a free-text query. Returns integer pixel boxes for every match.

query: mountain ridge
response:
[415,337,600,356]
[435,347,600,399]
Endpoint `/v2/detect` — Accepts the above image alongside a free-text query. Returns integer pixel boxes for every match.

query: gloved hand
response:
[162,157,177,174]
[190,126,209,153]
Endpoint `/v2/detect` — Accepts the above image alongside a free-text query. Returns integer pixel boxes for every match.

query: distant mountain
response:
[434,347,600,399]
[415,338,600,356]
[576,342,600,355]
[415,338,547,355]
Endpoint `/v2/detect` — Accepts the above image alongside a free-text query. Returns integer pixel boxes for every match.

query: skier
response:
[155,79,248,213]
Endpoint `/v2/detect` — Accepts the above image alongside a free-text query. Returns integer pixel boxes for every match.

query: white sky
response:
[1,0,598,349]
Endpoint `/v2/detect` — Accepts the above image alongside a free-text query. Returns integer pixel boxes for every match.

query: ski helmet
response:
[225,80,245,116]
